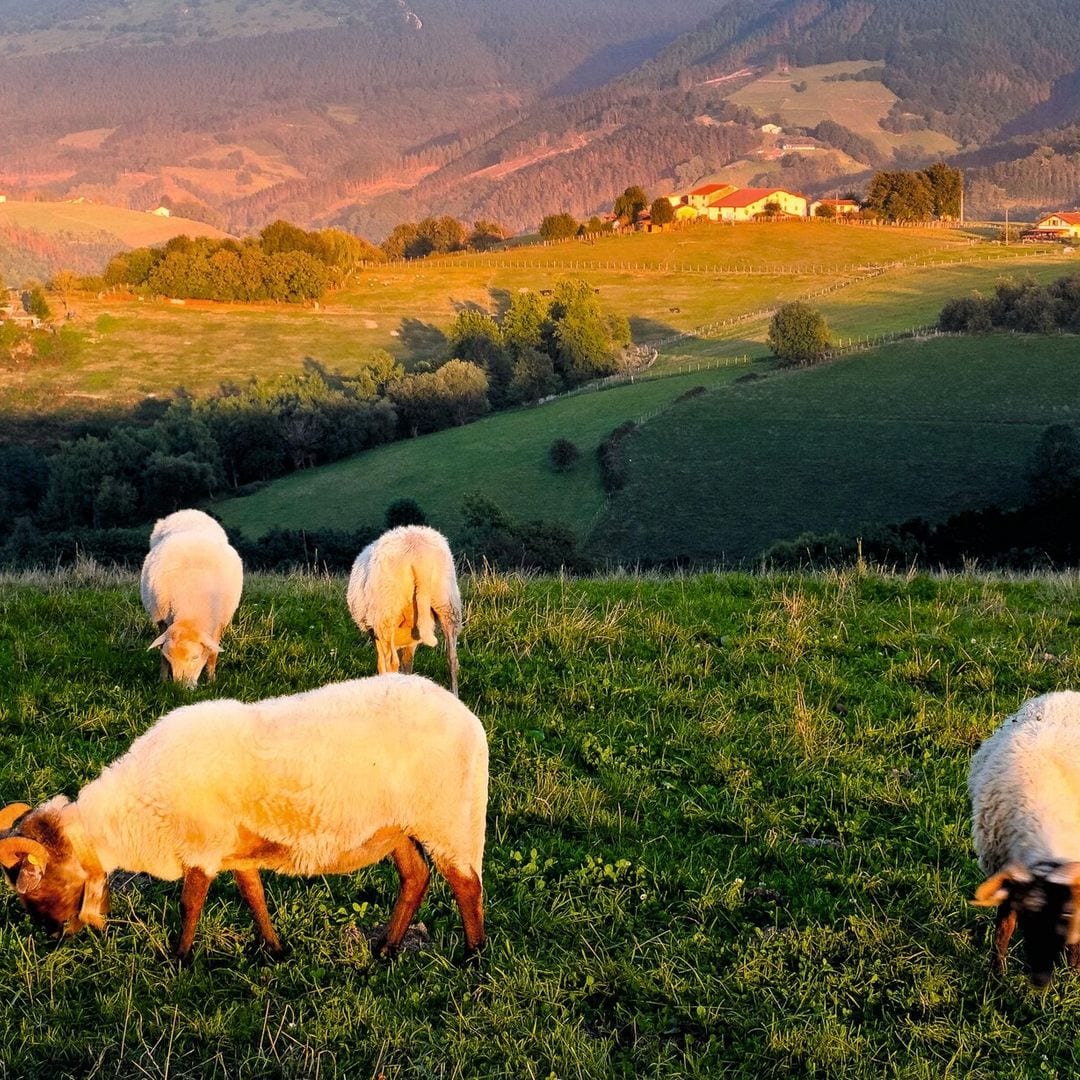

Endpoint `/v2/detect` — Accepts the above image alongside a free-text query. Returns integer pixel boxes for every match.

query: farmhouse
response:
[710,187,808,221]
[149,205,171,217]
[686,183,738,210]
[810,197,860,217]
[1030,212,1080,240]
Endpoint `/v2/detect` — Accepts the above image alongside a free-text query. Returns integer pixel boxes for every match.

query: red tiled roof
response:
[817,198,859,206]
[1036,212,1080,226]
[689,183,732,196]
[711,187,804,208]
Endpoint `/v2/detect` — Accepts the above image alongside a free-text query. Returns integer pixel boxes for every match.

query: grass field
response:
[214,364,760,540]
[1,566,1079,1077]
[214,333,1080,564]
[2,221,1068,414]
[727,61,958,158]
[594,335,1080,565]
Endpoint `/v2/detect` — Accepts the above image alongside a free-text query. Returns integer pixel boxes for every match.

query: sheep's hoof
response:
[373,935,400,962]
[460,941,485,969]
[170,945,195,969]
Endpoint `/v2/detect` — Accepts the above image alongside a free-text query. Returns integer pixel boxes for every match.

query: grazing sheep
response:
[149,508,229,549]
[141,509,243,687]
[969,691,1080,986]
[0,675,487,962]
[347,525,462,695]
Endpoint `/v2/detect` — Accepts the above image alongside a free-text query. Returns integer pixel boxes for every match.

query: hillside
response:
[0,0,718,235]
[0,222,1042,413]
[0,200,231,280]
[1,569,1079,1075]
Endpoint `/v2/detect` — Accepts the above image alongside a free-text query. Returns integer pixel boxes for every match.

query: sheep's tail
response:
[413,569,438,647]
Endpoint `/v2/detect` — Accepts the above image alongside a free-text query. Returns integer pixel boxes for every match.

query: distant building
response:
[1031,211,1080,240]
[0,194,7,203]
[760,123,783,135]
[686,183,738,211]
[150,206,171,217]
[810,198,861,217]
[710,187,808,221]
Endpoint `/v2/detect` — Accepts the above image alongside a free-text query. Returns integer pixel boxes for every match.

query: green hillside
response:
[1,569,1079,1075]
[594,335,1080,564]
[3,222,1064,413]
[215,333,1080,563]
[214,364,757,540]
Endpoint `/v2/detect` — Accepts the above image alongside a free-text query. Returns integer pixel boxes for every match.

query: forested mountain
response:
[3,0,1080,239]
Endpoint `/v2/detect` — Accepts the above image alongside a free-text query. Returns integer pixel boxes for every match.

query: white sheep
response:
[347,525,462,695]
[149,508,229,549]
[969,690,1080,986]
[141,509,243,687]
[0,674,487,961]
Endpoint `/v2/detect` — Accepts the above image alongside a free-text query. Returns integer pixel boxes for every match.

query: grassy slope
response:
[2,221,1064,411]
[726,61,958,158]
[594,335,1080,564]
[1,568,1079,1077]
[0,200,230,248]
[214,365,758,539]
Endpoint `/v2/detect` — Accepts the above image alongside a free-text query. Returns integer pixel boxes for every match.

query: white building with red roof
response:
[710,187,808,221]
[1031,212,1080,240]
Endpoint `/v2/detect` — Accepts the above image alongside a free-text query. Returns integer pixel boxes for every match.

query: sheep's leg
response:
[375,838,430,959]
[1068,943,1080,971]
[156,622,172,682]
[233,869,282,955]
[205,644,218,682]
[173,866,212,961]
[439,862,485,955]
[992,901,1017,975]
[398,644,416,674]
[375,633,399,676]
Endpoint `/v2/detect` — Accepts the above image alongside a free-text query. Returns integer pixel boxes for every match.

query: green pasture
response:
[214,364,759,540]
[727,60,958,158]
[3,221,1065,413]
[1,567,1079,1077]
[594,335,1080,565]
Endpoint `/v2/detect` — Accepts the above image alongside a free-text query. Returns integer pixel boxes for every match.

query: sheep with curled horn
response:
[0,675,487,963]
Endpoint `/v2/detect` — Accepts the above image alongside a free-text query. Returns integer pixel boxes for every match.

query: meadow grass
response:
[214,364,760,540]
[4,222,1063,412]
[594,334,1080,564]
[1,566,1079,1077]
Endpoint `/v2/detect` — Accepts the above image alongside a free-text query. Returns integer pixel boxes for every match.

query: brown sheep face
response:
[0,802,108,939]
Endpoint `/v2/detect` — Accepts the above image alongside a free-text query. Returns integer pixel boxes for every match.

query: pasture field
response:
[1,566,1079,1077]
[595,335,1080,565]
[3,221,1065,413]
[214,333,1080,564]
[214,364,761,540]
[726,61,958,158]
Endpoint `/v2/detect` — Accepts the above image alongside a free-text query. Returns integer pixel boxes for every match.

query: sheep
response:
[347,525,462,695]
[969,690,1080,986]
[141,509,243,687]
[0,674,487,962]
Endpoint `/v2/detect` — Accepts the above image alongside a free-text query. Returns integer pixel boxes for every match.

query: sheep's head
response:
[149,623,220,688]
[0,799,108,939]
[974,861,1080,987]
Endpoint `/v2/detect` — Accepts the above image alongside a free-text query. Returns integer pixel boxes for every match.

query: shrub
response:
[598,421,638,493]
[548,438,581,472]
[385,498,428,528]
[767,301,831,367]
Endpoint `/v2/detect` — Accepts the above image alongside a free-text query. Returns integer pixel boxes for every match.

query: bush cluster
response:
[458,493,591,573]
[597,421,638,493]
[939,273,1080,334]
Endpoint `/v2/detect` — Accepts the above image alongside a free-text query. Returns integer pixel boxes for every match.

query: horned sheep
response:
[141,509,243,687]
[0,675,487,962]
[969,690,1080,986]
[347,525,462,695]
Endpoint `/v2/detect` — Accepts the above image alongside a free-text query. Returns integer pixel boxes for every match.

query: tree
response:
[385,498,427,528]
[548,438,581,472]
[921,162,963,219]
[650,198,676,228]
[864,170,934,222]
[613,185,648,225]
[814,202,836,219]
[25,285,51,321]
[767,302,831,367]
[1027,424,1080,505]
[539,213,579,243]
[468,220,507,251]
[49,269,81,315]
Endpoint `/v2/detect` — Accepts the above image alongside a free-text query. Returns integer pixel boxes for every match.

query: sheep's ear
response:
[148,631,170,651]
[78,873,108,931]
[0,803,31,832]
[199,633,221,656]
[973,864,1032,906]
